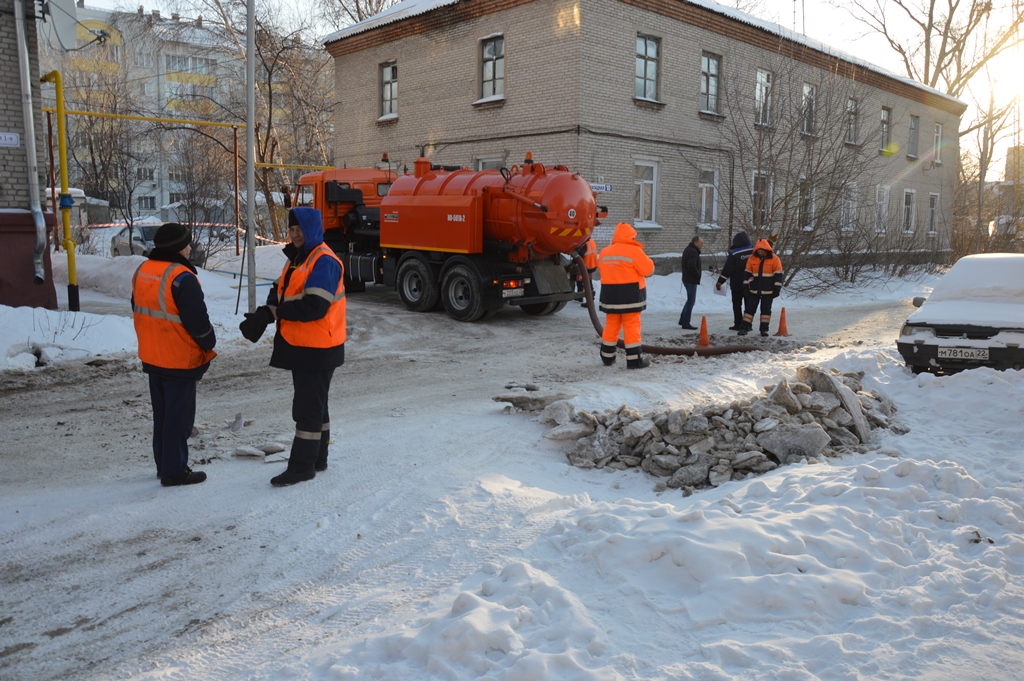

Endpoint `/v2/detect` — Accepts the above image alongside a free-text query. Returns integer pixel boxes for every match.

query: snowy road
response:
[0,287,914,680]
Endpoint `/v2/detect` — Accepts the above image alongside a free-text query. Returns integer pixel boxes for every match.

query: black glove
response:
[239,306,274,343]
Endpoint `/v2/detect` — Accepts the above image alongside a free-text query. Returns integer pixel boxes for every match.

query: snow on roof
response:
[323,0,963,108]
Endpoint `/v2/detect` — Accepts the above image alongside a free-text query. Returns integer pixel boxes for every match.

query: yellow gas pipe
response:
[40,70,78,311]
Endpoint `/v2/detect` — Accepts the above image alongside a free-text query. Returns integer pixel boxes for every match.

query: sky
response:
[4,241,1024,679]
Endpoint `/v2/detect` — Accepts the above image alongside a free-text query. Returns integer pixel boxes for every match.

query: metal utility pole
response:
[246,0,257,311]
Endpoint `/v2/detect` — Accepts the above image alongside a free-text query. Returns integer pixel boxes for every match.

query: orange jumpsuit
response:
[597,223,655,368]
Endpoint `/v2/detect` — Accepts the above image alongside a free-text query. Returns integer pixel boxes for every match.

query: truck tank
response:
[380,154,598,262]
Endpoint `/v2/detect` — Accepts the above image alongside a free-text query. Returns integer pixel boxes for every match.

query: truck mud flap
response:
[528,260,574,295]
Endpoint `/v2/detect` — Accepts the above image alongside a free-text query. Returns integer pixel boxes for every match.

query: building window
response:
[841,183,858,231]
[137,196,156,211]
[933,123,943,164]
[168,166,187,184]
[755,69,772,126]
[635,34,660,101]
[801,83,816,134]
[846,98,858,144]
[698,169,718,227]
[380,62,397,116]
[476,156,504,171]
[798,178,814,230]
[902,189,916,233]
[875,184,890,233]
[165,54,215,75]
[908,115,919,157]
[880,107,892,153]
[136,167,154,181]
[752,171,770,228]
[700,52,721,114]
[928,193,940,234]
[139,80,153,98]
[134,52,153,68]
[480,36,504,99]
[634,159,658,224]
[169,192,187,204]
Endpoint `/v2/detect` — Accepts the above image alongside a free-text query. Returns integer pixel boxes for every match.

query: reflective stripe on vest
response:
[277,243,347,349]
[132,260,216,370]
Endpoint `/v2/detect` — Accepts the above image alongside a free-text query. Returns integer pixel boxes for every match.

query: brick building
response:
[324,0,966,260]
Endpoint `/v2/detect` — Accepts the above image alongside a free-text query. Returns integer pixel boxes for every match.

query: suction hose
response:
[572,254,762,356]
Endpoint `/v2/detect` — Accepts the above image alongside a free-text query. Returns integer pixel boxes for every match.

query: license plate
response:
[502,288,525,298]
[938,347,989,360]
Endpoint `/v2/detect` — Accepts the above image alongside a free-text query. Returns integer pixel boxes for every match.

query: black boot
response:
[272,437,318,487]
[315,429,330,472]
[600,343,617,366]
[626,352,651,369]
[161,466,206,487]
[737,321,751,336]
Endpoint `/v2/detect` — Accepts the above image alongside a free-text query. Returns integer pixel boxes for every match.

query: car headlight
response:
[901,324,934,337]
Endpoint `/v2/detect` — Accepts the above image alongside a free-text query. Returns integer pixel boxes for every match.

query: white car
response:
[110,224,160,257]
[897,253,1024,374]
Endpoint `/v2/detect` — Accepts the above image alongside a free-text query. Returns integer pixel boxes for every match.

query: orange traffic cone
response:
[774,307,792,337]
[696,316,712,348]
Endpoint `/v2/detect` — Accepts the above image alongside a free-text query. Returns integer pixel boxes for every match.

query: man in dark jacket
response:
[241,207,345,487]
[715,231,754,330]
[132,223,216,487]
[677,236,703,330]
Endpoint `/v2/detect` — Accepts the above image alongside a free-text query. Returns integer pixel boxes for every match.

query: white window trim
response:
[933,123,943,165]
[798,177,815,231]
[700,52,721,115]
[755,69,772,126]
[479,34,505,101]
[908,115,919,158]
[380,60,397,118]
[801,83,816,135]
[928,192,940,235]
[475,156,504,171]
[751,170,772,229]
[841,182,858,232]
[902,189,917,233]
[697,168,719,229]
[880,107,892,152]
[635,33,661,103]
[633,156,660,229]
[875,184,890,234]
[846,98,858,144]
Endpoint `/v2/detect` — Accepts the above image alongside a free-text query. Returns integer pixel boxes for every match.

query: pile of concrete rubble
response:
[537,366,908,491]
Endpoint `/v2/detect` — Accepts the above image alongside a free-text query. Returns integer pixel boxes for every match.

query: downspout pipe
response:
[14,0,47,285]
[40,70,79,311]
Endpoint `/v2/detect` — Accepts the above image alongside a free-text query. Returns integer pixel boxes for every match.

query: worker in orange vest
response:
[132,223,217,487]
[241,207,346,486]
[739,238,784,337]
[597,223,655,369]
[576,236,598,305]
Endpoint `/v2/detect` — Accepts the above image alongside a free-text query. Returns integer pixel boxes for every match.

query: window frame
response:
[902,189,916,233]
[875,184,890,234]
[479,35,505,101]
[475,156,504,171]
[751,170,771,229]
[846,98,858,144]
[633,157,660,227]
[798,177,815,231]
[700,52,721,115]
[697,168,719,228]
[908,115,919,158]
[841,182,858,232]
[801,83,816,135]
[933,123,943,165]
[137,195,156,212]
[635,34,661,102]
[380,60,398,118]
[928,192,940,235]
[755,69,772,126]
[880,107,892,153]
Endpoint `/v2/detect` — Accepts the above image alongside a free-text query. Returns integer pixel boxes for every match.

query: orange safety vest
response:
[132,260,216,370]
[277,243,347,348]
[582,238,598,270]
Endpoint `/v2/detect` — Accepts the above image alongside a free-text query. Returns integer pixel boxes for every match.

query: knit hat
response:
[154,222,192,251]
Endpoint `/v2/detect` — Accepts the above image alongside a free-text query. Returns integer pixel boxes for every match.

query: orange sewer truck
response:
[293,153,606,321]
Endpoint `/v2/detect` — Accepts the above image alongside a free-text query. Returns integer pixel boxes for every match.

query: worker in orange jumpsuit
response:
[597,223,655,369]
[739,238,784,337]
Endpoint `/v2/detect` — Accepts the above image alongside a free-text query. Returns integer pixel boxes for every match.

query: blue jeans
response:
[678,283,697,327]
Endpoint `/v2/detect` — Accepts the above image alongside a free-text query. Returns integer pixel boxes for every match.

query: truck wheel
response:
[520,302,556,315]
[397,259,438,312]
[441,264,486,322]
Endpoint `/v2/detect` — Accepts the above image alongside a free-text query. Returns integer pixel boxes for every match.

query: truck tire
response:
[397,258,439,312]
[520,301,567,315]
[441,264,486,322]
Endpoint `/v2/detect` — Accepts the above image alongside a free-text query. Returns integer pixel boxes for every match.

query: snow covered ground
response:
[2,249,1023,681]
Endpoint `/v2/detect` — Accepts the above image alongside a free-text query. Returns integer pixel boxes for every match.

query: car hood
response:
[906,298,1024,329]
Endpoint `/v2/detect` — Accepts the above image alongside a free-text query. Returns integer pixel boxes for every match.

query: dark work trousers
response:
[291,368,334,449]
[730,286,745,327]
[148,373,197,478]
[678,283,698,327]
[743,293,775,333]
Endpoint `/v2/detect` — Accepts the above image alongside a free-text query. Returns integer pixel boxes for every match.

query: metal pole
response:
[47,112,59,252]
[246,0,257,312]
[234,126,240,256]
[15,0,48,287]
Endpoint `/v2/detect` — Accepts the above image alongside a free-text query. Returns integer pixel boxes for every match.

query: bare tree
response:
[319,0,400,28]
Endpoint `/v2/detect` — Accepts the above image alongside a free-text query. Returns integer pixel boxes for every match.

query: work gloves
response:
[239,305,275,343]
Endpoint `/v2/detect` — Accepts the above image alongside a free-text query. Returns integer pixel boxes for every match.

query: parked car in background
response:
[110,224,160,257]
[897,253,1024,374]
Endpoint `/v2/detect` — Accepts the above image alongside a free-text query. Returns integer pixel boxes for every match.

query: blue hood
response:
[290,207,324,251]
